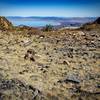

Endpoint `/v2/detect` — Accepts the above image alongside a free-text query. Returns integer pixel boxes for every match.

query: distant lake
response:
[7,18,61,27]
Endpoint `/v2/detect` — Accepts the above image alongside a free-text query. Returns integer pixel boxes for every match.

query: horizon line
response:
[2,16,99,18]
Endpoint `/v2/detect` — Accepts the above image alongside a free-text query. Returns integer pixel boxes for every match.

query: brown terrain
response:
[0,16,100,100]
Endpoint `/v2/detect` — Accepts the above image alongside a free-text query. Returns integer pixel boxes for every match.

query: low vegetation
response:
[42,24,54,31]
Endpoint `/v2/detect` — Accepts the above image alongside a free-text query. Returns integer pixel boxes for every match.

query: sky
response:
[0,0,100,17]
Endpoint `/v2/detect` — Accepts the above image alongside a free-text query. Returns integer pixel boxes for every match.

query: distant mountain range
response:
[6,16,96,21]
[6,16,97,27]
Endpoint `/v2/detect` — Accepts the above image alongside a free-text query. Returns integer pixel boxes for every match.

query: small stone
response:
[39,35,45,39]
[19,72,24,74]
[96,84,100,88]
[24,49,36,62]
[27,49,36,55]
[63,61,70,65]
[20,40,32,47]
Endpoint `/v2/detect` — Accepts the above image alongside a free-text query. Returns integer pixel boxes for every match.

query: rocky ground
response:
[0,17,100,100]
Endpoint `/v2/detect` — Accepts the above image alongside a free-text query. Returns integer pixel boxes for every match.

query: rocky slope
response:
[93,17,100,24]
[0,17,100,100]
[80,17,100,30]
[0,16,13,30]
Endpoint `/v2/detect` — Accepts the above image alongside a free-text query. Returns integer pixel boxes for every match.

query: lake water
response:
[7,18,61,27]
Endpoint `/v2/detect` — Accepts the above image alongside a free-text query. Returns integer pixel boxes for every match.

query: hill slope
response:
[0,16,100,100]
[0,16,13,30]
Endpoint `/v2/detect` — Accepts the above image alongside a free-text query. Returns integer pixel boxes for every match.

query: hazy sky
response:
[0,0,100,17]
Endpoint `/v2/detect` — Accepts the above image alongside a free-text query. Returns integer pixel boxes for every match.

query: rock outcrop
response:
[0,16,13,30]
